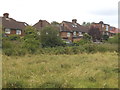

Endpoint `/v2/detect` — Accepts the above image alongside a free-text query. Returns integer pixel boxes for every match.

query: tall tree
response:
[40,26,64,47]
[88,26,102,42]
[82,22,91,27]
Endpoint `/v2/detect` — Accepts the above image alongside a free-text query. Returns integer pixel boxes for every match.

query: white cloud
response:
[0,0,119,27]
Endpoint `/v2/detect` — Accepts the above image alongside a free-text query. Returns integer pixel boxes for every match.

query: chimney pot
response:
[3,13,9,18]
[72,19,77,23]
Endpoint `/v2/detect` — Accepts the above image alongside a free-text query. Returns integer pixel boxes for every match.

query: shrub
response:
[22,38,40,54]
[23,26,40,54]
[102,35,109,41]
[83,44,97,53]
[108,34,120,44]
[3,49,14,56]
[40,26,65,47]
[8,34,20,41]
[2,40,13,49]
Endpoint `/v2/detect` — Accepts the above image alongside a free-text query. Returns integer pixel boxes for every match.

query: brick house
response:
[0,13,28,36]
[33,20,50,31]
[91,21,110,36]
[109,26,120,36]
[59,19,89,43]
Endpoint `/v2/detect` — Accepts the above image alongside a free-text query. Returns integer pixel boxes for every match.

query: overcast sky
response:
[0,0,119,27]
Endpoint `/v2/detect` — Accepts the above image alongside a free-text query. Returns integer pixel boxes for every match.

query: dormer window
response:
[24,23,28,26]
[72,25,75,27]
[16,30,21,35]
[5,28,11,34]
[72,24,77,28]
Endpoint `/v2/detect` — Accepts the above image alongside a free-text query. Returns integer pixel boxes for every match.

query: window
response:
[106,32,109,35]
[73,31,76,36]
[5,28,11,34]
[106,25,109,31]
[102,24,104,28]
[79,32,83,36]
[72,25,75,27]
[67,32,71,37]
[72,24,77,28]
[24,23,28,26]
[46,32,48,35]
[16,30,21,35]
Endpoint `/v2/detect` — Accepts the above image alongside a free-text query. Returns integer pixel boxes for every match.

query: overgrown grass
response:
[2,52,119,88]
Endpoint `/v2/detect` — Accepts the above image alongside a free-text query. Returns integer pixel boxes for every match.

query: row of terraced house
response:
[0,13,120,43]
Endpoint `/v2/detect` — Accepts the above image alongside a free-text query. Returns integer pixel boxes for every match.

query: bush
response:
[3,49,14,56]
[22,38,40,54]
[40,26,65,47]
[8,34,20,41]
[2,40,13,49]
[83,44,97,53]
[102,35,109,41]
[23,26,40,54]
[108,34,120,44]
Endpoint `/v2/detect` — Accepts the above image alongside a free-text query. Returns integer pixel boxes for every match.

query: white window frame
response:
[5,28,11,34]
[67,32,71,37]
[102,24,104,28]
[106,32,109,35]
[72,25,75,27]
[72,24,77,28]
[79,32,83,36]
[73,31,76,36]
[106,25,109,31]
[16,30,22,35]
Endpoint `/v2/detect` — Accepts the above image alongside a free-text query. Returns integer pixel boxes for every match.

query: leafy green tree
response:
[23,26,40,53]
[82,22,91,27]
[40,26,64,47]
[51,21,60,25]
[83,33,92,41]
[73,34,91,46]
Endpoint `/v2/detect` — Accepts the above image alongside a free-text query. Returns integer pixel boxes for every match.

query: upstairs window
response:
[5,28,11,34]
[73,31,76,36]
[102,24,104,28]
[79,32,83,36]
[67,32,71,37]
[106,25,109,31]
[16,30,21,35]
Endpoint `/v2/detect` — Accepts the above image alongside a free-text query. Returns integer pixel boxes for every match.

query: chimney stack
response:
[39,20,43,27]
[72,19,77,23]
[3,13,9,18]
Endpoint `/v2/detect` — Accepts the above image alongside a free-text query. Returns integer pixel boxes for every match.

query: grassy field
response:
[2,52,119,88]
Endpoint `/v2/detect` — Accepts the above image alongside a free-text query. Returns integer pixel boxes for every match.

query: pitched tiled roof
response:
[109,28,120,33]
[60,21,89,33]
[2,17,28,30]
[33,20,50,30]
